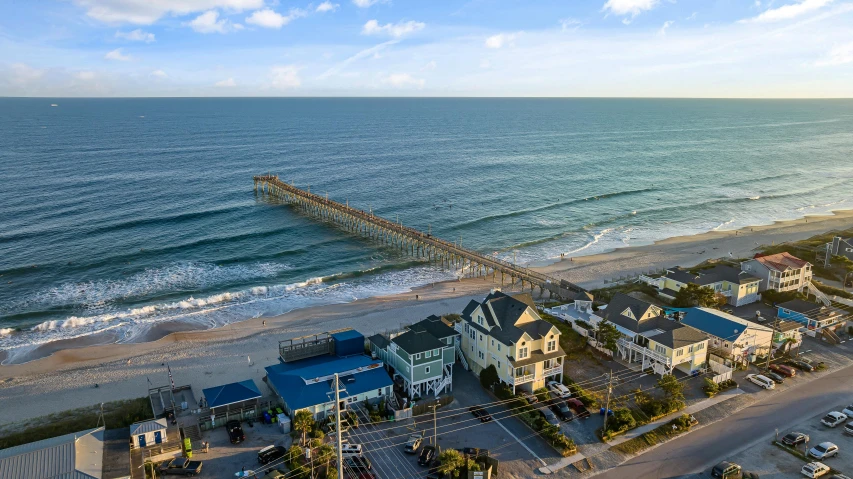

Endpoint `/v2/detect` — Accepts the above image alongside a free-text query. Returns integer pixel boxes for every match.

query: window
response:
[491,339,494,346]
[676,348,683,356]
[425,351,431,358]
[406,365,410,372]
[497,344,501,351]
[697,343,704,350]
[479,334,483,342]
[416,353,421,360]
[433,349,439,356]
[546,340,556,352]
[723,343,729,348]
[378,388,383,396]
[497,361,501,369]
[425,366,431,374]
[518,347,528,359]
[688,345,694,353]
[654,344,666,354]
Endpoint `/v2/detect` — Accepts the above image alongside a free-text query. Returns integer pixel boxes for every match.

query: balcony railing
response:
[542,366,563,377]
[617,338,672,366]
[512,374,535,385]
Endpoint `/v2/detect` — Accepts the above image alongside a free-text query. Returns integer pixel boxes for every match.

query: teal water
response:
[1,98,852,362]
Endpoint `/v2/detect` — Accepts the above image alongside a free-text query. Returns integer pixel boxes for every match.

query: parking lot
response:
[191,420,292,479]
[683,404,853,479]
[345,369,563,479]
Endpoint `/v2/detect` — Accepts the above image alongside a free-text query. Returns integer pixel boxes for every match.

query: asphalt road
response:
[592,362,853,479]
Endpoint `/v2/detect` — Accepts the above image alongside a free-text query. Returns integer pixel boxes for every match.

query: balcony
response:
[617,338,672,366]
[512,374,535,385]
[542,365,563,377]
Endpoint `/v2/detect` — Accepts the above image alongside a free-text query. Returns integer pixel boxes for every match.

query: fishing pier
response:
[254,175,583,299]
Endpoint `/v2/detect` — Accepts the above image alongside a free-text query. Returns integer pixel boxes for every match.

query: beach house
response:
[822,236,853,266]
[776,299,844,330]
[459,291,565,394]
[771,319,804,355]
[266,330,393,420]
[679,307,773,366]
[547,291,596,324]
[741,252,813,293]
[591,293,708,376]
[645,265,761,307]
[368,315,460,400]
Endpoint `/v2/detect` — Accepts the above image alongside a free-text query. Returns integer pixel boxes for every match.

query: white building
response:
[0,427,104,479]
[741,252,813,293]
[679,307,773,366]
[129,418,168,449]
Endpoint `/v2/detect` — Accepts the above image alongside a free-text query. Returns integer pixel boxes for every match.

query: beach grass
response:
[0,397,152,449]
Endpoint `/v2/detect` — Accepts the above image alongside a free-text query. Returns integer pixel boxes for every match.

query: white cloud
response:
[187,10,236,33]
[559,18,582,31]
[352,0,383,7]
[245,8,306,29]
[75,71,96,80]
[74,0,265,25]
[479,59,491,69]
[602,0,660,21]
[381,73,425,88]
[150,69,168,78]
[814,41,853,66]
[421,60,437,71]
[8,64,44,86]
[744,0,834,23]
[362,19,425,38]
[658,20,674,36]
[104,48,132,61]
[115,29,155,43]
[686,12,697,20]
[485,33,519,49]
[215,77,237,86]
[316,1,339,13]
[318,40,398,79]
[269,66,301,89]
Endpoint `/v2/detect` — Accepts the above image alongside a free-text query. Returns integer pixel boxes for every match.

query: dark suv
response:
[226,420,245,444]
[258,445,287,465]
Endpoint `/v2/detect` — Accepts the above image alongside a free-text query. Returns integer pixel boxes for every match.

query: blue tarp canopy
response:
[203,379,262,409]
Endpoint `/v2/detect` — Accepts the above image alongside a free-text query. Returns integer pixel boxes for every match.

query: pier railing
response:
[253,175,583,299]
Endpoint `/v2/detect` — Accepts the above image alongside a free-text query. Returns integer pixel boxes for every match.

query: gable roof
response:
[599,293,663,332]
[467,291,557,345]
[665,265,760,286]
[574,291,594,302]
[0,427,104,479]
[129,418,167,436]
[392,329,445,355]
[680,307,771,342]
[752,252,809,271]
[408,315,459,341]
[202,379,262,409]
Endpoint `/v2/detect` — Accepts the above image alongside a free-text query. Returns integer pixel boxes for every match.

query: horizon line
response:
[3,96,853,100]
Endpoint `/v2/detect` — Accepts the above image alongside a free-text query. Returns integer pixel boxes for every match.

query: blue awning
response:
[202,379,262,408]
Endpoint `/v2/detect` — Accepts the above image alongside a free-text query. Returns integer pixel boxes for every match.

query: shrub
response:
[564,377,599,407]
[702,377,720,397]
[602,407,636,437]
[495,383,513,400]
[480,364,499,390]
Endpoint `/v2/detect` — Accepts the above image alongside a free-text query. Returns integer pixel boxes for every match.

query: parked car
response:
[462,447,490,459]
[565,398,591,418]
[159,458,203,476]
[763,371,785,384]
[769,363,797,377]
[841,404,853,417]
[801,462,830,478]
[821,411,848,428]
[809,442,839,460]
[418,445,436,466]
[538,406,561,427]
[782,432,810,446]
[547,380,572,399]
[829,474,852,479]
[745,374,775,390]
[521,391,538,404]
[845,421,853,436]
[468,406,492,422]
[340,444,363,458]
[404,433,423,453]
[789,359,815,372]
[550,401,575,421]
[258,445,288,465]
[710,461,757,478]
[226,420,246,444]
[344,456,372,471]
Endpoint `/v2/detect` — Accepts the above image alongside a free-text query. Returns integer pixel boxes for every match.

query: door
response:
[154,431,162,444]
[138,434,146,447]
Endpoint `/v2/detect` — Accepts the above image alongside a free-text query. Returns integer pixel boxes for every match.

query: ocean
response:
[1,98,852,362]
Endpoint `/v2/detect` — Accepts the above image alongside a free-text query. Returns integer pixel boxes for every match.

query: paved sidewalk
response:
[538,387,744,474]
[608,387,744,447]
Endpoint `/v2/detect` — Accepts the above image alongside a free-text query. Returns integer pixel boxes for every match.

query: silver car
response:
[809,442,839,460]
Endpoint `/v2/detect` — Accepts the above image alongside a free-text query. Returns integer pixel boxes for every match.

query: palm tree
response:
[293,410,315,446]
[437,449,465,478]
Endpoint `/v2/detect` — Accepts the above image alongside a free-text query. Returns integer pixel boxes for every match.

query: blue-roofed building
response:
[776,299,844,330]
[202,379,262,414]
[267,329,393,420]
[679,307,772,366]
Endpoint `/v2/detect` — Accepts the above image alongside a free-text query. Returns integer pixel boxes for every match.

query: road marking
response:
[493,417,547,466]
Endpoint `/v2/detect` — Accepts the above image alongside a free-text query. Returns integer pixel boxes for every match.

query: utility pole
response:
[432,404,438,446]
[602,370,613,433]
[334,374,344,479]
[766,317,778,371]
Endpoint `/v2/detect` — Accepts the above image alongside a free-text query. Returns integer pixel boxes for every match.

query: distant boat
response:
[50,104,58,107]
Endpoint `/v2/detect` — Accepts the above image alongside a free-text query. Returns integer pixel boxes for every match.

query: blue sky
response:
[2,0,852,97]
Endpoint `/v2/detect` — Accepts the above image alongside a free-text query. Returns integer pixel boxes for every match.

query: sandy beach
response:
[1,209,851,430]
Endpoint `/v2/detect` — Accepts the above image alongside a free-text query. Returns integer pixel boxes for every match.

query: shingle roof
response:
[0,427,104,479]
[753,252,809,271]
[777,299,822,314]
[202,379,262,409]
[367,334,389,350]
[574,291,594,302]
[392,329,445,355]
[599,293,664,332]
[128,418,167,436]
[664,265,759,286]
[408,316,459,341]
[775,320,803,333]
[680,307,770,342]
[462,291,558,346]
[509,348,566,368]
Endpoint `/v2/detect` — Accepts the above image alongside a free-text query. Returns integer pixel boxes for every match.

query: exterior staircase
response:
[806,281,831,306]
[182,423,201,443]
[455,343,470,371]
[822,327,841,345]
